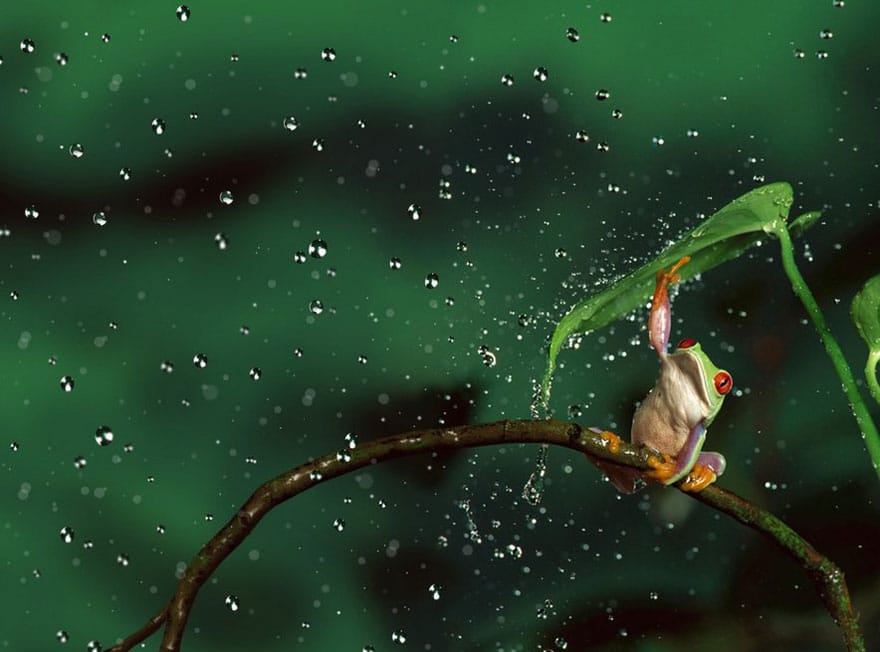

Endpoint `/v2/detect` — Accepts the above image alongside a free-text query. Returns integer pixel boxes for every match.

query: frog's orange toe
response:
[645,452,677,484]
[597,430,622,453]
[679,464,717,492]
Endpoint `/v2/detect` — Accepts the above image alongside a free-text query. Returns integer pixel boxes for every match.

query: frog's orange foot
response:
[656,256,691,288]
[596,430,622,454]
[679,464,717,492]
[645,452,677,484]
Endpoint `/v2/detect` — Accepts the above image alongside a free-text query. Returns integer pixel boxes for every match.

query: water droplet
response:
[321,47,336,61]
[283,116,299,131]
[833,0,845,6]
[596,141,610,153]
[566,27,580,42]
[391,630,407,644]
[193,353,208,368]
[176,5,191,21]
[428,583,442,600]
[160,360,174,373]
[101,33,111,43]
[308,239,328,258]
[600,12,613,22]
[522,445,548,505]
[219,190,234,205]
[294,67,308,79]
[24,205,39,219]
[407,203,421,220]
[425,273,439,289]
[652,136,665,146]
[567,404,582,418]
[92,211,108,226]
[73,455,87,469]
[309,299,324,315]
[20,38,35,54]
[793,48,805,59]
[357,354,368,364]
[293,251,307,264]
[312,138,325,151]
[816,50,829,60]
[214,233,229,250]
[595,88,611,101]
[59,375,75,392]
[500,73,515,87]
[86,640,102,652]
[819,28,833,39]
[686,128,699,138]
[389,257,402,270]
[575,130,590,143]
[116,553,130,567]
[249,367,261,381]
[225,595,240,612]
[611,107,623,119]
[56,630,69,643]
[119,167,132,181]
[95,426,114,446]
[151,118,166,135]
[59,526,75,543]
[56,52,69,66]
[332,518,345,531]
[533,66,549,82]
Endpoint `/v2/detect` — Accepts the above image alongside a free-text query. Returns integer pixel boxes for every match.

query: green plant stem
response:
[105,419,863,652]
[775,224,880,477]
[866,350,880,406]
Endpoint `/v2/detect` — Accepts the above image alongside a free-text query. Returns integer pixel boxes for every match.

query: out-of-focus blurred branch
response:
[105,419,864,652]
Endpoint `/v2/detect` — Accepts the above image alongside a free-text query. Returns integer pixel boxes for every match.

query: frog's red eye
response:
[677,338,697,349]
[714,371,733,395]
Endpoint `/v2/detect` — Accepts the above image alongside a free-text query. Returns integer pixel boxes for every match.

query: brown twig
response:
[105,419,864,652]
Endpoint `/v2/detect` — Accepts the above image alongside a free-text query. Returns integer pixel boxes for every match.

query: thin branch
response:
[105,419,864,652]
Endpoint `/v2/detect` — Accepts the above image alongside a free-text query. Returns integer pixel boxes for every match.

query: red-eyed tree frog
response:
[595,256,733,493]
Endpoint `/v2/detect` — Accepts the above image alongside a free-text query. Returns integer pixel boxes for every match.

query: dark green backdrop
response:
[1,2,878,651]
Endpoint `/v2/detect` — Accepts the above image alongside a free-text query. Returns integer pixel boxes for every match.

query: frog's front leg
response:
[648,256,691,358]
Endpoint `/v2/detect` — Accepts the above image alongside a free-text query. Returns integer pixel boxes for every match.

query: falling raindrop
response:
[24,205,39,219]
[176,5,191,21]
[214,233,229,250]
[95,426,114,446]
[92,211,108,226]
[224,595,239,612]
[566,27,580,42]
[151,118,166,135]
[500,73,514,87]
[59,526,75,543]
[294,67,308,79]
[219,190,234,205]
[249,367,262,381]
[407,203,421,220]
[59,376,75,392]
[193,353,208,368]
[20,38,35,54]
[575,130,590,143]
[308,239,328,258]
[309,299,324,315]
[425,273,439,289]
[533,66,549,82]
[595,89,611,101]
[69,143,84,158]
[119,167,132,181]
[56,52,69,66]
[283,116,299,131]
[321,47,336,61]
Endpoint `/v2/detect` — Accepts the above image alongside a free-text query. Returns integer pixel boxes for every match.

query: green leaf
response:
[851,274,880,352]
[541,182,794,406]
[788,211,823,239]
[851,274,880,406]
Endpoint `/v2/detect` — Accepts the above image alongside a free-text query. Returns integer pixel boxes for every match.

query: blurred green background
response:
[1,1,878,650]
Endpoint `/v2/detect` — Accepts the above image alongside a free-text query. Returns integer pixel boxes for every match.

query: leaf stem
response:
[774,224,880,477]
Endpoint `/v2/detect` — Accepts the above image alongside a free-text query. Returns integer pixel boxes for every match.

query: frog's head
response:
[672,338,733,426]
